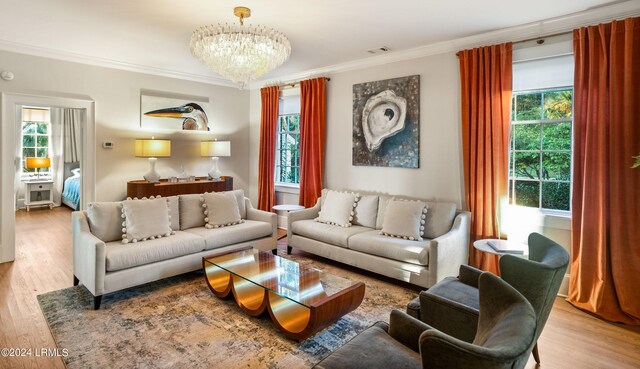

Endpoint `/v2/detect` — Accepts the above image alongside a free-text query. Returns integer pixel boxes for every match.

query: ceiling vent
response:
[367,46,392,54]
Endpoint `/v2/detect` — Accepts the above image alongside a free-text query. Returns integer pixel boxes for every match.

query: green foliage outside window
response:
[510,88,573,211]
[275,114,301,184]
[22,121,50,173]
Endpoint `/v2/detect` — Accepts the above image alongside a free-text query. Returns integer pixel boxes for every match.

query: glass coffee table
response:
[203,247,365,341]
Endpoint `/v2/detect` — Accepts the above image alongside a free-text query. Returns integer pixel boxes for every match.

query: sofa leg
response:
[94,296,102,310]
[532,342,540,364]
[73,275,79,286]
[271,248,277,255]
[287,246,292,255]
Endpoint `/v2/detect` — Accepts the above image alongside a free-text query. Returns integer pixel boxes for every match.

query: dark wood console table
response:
[127,176,233,198]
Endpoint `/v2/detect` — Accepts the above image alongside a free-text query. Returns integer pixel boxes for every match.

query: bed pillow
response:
[121,197,173,244]
[380,199,428,241]
[202,192,243,228]
[315,190,360,228]
[179,194,206,230]
[86,202,122,243]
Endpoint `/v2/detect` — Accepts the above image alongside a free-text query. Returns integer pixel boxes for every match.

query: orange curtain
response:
[567,17,640,325]
[298,78,327,208]
[257,86,280,212]
[459,43,512,273]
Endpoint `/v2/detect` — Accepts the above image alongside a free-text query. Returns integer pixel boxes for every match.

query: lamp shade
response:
[25,157,50,169]
[201,141,231,157]
[135,139,171,157]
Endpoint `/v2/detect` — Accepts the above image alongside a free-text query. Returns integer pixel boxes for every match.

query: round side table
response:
[473,239,529,259]
[272,205,305,252]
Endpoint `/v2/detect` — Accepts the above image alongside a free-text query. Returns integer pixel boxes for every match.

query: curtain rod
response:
[278,77,331,90]
[455,30,573,57]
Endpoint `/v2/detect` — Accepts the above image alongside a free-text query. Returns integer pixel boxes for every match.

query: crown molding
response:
[0,39,237,88]
[250,0,640,89]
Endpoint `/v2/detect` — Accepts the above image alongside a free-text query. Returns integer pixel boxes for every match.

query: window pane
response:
[23,148,35,158]
[514,152,540,179]
[542,182,570,210]
[37,148,48,157]
[542,152,571,181]
[515,93,542,121]
[23,134,35,147]
[514,181,540,207]
[543,90,572,119]
[37,123,48,134]
[37,135,48,147]
[23,123,36,134]
[289,115,299,131]
[513,124,540,150]
[542,122,571,150]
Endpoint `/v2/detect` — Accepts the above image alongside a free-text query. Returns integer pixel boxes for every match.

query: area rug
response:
[38,251,418,369]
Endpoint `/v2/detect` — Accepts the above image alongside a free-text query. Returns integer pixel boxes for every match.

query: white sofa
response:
[72,193,277,309]
[287,190,470,288]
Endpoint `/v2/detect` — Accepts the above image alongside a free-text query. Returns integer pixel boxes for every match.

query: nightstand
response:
[23,179,54,211]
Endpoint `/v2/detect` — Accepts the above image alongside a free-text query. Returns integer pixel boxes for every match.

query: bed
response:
[62,167,81,210]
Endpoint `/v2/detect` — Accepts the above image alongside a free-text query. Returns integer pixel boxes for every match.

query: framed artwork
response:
[352,75,420,168]
[140,90,211,131]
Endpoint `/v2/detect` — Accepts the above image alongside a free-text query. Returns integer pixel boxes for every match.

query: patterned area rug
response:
[38,251,418,369]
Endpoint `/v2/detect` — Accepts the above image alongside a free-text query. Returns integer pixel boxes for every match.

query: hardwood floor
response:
[1,211,638,369]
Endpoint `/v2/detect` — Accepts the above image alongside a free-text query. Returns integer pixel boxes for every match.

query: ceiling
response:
[0,0,626,85]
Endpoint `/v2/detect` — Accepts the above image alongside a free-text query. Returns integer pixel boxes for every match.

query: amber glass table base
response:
[203,251,365,341]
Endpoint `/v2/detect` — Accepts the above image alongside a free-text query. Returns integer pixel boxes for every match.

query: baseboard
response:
[558,273,570,297]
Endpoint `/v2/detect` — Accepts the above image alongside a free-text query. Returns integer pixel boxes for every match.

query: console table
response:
[127,176,233,198]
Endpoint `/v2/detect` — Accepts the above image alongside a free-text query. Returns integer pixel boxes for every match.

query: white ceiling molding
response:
[0,38,237,87]
[250,1,640,90]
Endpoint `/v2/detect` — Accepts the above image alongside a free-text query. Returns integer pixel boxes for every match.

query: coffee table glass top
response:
[203,249,359,308]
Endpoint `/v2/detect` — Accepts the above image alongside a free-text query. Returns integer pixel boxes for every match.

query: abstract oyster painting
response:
[352,75,420,168]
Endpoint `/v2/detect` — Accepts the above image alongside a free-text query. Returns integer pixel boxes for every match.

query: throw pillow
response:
[202,192,244,228]
[166,196,180,231]
[224,189,246,219]
[86,201,123,243]
[315,190,360,227]
[380,199,428,241]
[179,194,206,230]
[352,194,379,228]
[121,196,173,244]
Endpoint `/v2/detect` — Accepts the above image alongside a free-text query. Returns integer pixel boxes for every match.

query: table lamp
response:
[200,140,230,180]
[25,157,51,180]
[135,138,171,183]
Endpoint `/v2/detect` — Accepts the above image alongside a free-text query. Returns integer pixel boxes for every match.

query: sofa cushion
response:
[292,219,370,248]
[316,190,360,227]
[166,196,180,231]
[352,194,379,228]
[348,230,432,266]
[377,196,457,239]
[179,194,205,230]
[86,202,122,243]
[203,191,243,228]
[121,197,173,243]
[381,199,428,241]
[184,220,273,250]
[105,231,205,272]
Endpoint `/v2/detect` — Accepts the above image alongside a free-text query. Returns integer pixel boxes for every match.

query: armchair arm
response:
[429,211,471,285]
[246,203,278,235]
[287,198,321,239]
[388,309,434,353]
[72,211,106,296]
[458,264,483,288]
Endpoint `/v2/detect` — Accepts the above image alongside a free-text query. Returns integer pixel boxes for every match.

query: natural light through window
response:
[509,88,573,211]
[21,107,51,175]
[275,89,301,186]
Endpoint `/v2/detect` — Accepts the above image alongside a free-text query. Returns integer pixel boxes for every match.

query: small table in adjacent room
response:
[23,179,54,211]
[203,247,365,341]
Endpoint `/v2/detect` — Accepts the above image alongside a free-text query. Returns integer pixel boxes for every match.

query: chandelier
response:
[190,7,291,87]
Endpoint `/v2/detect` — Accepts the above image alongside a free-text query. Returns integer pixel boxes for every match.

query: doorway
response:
[1,92,96,263]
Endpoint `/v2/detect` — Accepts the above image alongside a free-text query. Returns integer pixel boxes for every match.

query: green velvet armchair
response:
[314,273,537,369]
[406,232,569,364]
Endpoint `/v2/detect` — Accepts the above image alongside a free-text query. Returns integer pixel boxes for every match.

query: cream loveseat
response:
[287,190,470,288]
[72,190,277,309]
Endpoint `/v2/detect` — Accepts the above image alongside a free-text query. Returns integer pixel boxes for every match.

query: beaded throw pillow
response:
[121,196,174,244]
[202,192,244,229]
[380,199,428,241]
[315,190,360,228]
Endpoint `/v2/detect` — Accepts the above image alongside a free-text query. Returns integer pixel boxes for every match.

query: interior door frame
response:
[0,92,96,263]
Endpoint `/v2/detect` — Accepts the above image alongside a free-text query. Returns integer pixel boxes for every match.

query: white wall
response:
[0,49,250,202]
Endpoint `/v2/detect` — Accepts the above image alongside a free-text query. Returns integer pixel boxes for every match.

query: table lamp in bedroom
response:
[25,157,50,180]
[135,138,171,183]
[201,140,230,180]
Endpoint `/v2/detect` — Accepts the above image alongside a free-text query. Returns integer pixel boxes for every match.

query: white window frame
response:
[20,117,51,179]
[508,86,573,217]
[275,113,301,188]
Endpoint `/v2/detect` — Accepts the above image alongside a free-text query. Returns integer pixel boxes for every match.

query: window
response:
[21,107,51,174]
[509,88,572,211]
[275,90,301,185]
